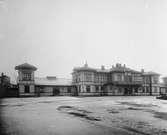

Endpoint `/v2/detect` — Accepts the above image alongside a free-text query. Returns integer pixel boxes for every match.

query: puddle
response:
[0,104,24,107]
[57,105,101,121]
[68,112,101,121]
[118,101,158,108]
[127,107,144,110]
[122,126,151,135]
[107,109,120,114]
[153,111,167,120]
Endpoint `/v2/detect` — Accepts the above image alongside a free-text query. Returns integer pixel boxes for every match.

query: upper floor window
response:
[85,72,92,82]
[22,73,31,81]
[114,74,122,81]
[152,77,158,84]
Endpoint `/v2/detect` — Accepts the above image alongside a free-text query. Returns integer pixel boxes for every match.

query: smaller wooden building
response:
[15,63,76,97]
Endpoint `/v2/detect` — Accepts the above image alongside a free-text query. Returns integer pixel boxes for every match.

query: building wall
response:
[72,66,161,96]
[19,84,36,96]
[35,86,76,97]
[17,69,36,97]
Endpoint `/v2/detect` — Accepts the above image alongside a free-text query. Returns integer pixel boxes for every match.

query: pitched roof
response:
[73,64,140,73]
[110,66,140,73]
[73,66,96,72]
[15,63,37,70]
[142,71,160,76]
[95,68,110,73]
[35,77,72,86]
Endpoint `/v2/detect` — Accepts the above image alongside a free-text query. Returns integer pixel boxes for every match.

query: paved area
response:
[0,96,167,135]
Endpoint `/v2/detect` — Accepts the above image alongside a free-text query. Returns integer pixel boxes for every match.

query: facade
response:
[35,76,76,97]
[15,62,162,97]
[15,63,37,97]
[15,63,76,97]
[72,63,161,96]
[160,77,167,95]
[0,73,10,97]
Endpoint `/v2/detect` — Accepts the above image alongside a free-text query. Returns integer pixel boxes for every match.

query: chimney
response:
[1,72,4,77]
[101,65,105,70]
[123,64,126,67]
[84,61,88,68]
[141,69,144,73]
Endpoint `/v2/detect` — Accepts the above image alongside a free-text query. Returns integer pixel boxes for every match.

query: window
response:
[85,72,92,82]
[154,87,157,93]
[116,74,122,81]
[53,88,60,95]
[22,72,31,81]
[25,85,30,93]
[153,77,158,84]
[67,87,71,93]
[96,86,99,92]
[86,86,90,92]
[135,88,138,93]
[142,88,145,93]
[118,88,122,93]
[78,86,80,93]
[146,87,150,93]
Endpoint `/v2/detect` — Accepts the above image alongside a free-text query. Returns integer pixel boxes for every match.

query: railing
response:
[112,81,143,85]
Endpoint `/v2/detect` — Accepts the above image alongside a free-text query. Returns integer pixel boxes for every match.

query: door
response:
[53,88,60,96]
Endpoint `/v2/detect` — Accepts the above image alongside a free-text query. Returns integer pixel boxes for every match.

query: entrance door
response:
[124,87,132,95]
[25,85,30,93]
[53,88,60,96]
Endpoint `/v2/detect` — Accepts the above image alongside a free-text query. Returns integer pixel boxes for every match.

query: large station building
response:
[15,63,163,97]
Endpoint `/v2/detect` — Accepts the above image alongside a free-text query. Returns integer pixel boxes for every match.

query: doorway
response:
[53,88,60,96]
[25,85,30,93]
[124,87,132,95]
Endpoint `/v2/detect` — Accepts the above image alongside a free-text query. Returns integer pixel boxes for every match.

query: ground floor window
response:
[96,86,99,92]
[118,88,122,93]
[25,85,30,93]
[67,87,71,93]
[146,87,150,93]
[154,87,158,93]
[135,88,138,93]
[78,86,81,93]
[86,86,90,92]
[142,88,145,93]
[53,88,60,95]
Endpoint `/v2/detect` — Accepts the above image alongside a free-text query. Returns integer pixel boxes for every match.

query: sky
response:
[0,0,167,82]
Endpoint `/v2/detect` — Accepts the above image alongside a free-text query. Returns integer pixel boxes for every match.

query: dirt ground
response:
[0,96,167,135]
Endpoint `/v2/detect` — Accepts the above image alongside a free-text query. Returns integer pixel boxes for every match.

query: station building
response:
[72,63,161,96]
[15,63,161,97]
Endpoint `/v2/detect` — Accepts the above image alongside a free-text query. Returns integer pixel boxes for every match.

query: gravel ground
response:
[0,96,167,135]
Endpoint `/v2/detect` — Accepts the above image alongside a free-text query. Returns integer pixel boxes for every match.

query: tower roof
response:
[15,63,37,71]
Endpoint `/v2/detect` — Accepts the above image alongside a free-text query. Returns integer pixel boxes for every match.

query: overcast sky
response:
[0,0,167,82]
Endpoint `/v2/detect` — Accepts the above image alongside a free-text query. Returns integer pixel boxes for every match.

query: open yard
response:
[0,96,167,135]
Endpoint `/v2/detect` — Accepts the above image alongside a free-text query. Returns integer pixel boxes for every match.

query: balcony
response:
[111,80,143,86]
